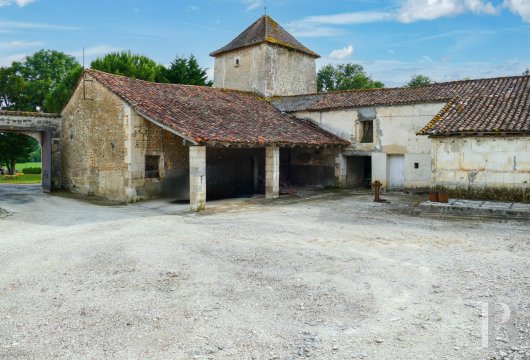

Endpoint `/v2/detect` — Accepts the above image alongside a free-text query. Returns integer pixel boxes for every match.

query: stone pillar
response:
[335,153,347,188]
[189,146,207,211]
[265,146,280,199]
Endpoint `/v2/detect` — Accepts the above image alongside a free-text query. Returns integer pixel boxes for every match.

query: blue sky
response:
[1,0,529,87]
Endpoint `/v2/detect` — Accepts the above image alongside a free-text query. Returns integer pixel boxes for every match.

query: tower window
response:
[235,58,240,67]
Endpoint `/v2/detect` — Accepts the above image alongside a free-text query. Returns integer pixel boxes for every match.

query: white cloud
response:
[244,0,262,11]
[303,11,393,25]
[329,45,354,60]
[397,0,498,22]
[0,40,43,50]
[69,45,120,58]
[0,53,25,66]
[0,0,36,7]
[504,0,530,22]
[186,5,199,12]
[0,19,79,30]
[291,0,507,31]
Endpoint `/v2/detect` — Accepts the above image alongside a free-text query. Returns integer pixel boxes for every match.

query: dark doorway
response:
[346,156,372,188]
[206,147,265,200]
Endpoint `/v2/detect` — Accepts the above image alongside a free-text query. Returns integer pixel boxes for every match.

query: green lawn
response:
[15,162,41,171]
[0,162,42,184]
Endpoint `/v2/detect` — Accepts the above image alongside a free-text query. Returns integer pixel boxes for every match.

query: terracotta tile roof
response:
[0,110,60,118]
[273,75,530,136]
[86,69,348,147]
[210,15,319,58]
[272,76,530,113]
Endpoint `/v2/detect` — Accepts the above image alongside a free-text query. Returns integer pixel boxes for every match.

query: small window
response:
[360,120,373,143]
[145,155,160,179]
[235,58,240,67]
[414,162,419,169]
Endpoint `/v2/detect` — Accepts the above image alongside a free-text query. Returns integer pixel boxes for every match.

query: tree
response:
[317,64,384,92]
[523,68,530,76]
[163,55,212,86]
[0,133,36,175]
[91,51,166,82]
[0,50,82,112]
[407,74,435,87]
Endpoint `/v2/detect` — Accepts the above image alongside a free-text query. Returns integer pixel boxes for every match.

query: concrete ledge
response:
[420,199,530,220]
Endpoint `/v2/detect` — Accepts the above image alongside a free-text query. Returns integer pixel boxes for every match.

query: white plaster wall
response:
[293,103,445,189]
[213,43,317,97]
[433,136,530,189]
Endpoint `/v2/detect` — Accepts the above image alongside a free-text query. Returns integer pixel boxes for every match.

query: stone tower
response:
[210,16,320,97]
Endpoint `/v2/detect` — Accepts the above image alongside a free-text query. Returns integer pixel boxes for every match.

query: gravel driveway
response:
[0,185,528,359]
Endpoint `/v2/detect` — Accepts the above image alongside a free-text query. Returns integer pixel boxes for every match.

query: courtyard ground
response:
[0,185,528,360]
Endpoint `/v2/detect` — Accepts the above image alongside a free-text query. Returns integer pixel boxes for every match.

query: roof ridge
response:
[278,74,530,99]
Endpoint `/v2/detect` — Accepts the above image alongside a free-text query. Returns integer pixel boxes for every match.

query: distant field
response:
[15,162,41,171]
[0,163,42,184]
[0,174,41,184]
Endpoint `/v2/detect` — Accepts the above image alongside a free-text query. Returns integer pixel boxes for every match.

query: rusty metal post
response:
[372,181,386,202]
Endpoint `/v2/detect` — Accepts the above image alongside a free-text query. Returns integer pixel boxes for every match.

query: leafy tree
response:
[91,51,166,82]
[317,64,384,92]
[523,68,530,76]
[0,133,37,174]
[0,50,82,112]
[407,74,435,87]
[44,66,84,113]
[163,55,212,86]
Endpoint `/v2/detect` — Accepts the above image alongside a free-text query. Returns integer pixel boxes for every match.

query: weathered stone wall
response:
[62,75,189,202]
[130,118,189,200]
[62,75,128,200]
[432,136,530,191]
[213,43,317,97]
[283,147,339,187]
[294,103,445,189]
[0,113,61,189]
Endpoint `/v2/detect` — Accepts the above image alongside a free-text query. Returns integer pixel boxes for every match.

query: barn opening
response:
[346,155,372,188]
[206,147,265,200]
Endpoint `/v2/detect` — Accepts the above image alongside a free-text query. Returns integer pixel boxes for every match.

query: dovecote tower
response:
[210,16,320,97]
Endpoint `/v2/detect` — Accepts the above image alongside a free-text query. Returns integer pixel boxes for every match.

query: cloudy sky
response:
[1,0,529,87]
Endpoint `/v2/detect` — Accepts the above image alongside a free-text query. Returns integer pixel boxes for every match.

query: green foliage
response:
[22,167,42,174]
[523,68,530,76]
[91,51,166,82]
[0,133,37,175]
[163,55,212,86]
[407,74,434,87]
[0,50,82,112]
[317,64,384,92]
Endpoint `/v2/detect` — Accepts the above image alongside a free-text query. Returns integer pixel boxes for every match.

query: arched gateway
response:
[0,111,61,192]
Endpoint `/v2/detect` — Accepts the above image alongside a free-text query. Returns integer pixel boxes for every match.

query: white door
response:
[388,155,405,190]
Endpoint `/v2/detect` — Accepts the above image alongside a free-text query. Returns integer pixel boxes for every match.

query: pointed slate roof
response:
[210,15,320,58]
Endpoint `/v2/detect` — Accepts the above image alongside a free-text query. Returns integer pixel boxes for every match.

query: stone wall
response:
[62,75,128,200]
[213,43,317,97]
[294,103,445,189]
[62,75,189,202]
[282,147,339,187]
[432,136,530,191]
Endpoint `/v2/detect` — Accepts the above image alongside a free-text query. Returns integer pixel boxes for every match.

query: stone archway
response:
[0,111,61,192]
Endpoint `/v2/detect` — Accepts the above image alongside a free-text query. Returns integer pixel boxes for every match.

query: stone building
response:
[11,14,527,209]
[61,69,348,210]
[210,16,319,97]
[273,76,530,196]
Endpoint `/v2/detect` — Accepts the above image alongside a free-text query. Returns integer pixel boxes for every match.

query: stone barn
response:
[61,69,348,210]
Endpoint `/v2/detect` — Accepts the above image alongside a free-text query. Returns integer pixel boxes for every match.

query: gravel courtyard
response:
[0,185,529,360]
